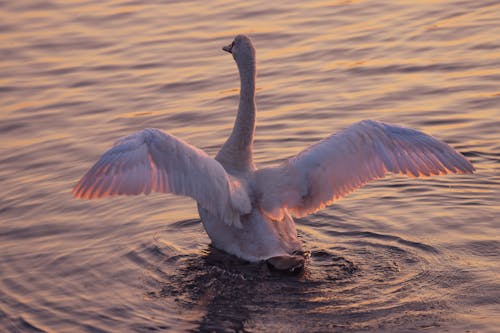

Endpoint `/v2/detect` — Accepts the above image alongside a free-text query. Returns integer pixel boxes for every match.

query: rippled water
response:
[1,0,499,332]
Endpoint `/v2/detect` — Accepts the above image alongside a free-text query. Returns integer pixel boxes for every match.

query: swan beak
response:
[222,42,233,54]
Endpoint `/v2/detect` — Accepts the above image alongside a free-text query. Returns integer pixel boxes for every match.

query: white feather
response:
[73,128,251,227]
[254,120,474,220]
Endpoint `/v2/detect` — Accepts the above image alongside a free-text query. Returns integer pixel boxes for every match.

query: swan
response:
[73,34,474,271]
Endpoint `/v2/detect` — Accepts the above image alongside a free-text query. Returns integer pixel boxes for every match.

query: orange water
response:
[1,1,499,332]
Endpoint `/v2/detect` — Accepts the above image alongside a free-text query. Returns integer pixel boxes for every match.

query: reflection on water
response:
[138,217,482,332]
[0,0,499,332]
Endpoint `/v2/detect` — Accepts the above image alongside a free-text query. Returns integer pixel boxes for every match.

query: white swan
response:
[73,35,474,269]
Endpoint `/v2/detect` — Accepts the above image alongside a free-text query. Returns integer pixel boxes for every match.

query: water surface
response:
[1,0,499,332]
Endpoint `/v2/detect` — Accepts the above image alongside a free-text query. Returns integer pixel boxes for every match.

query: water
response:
[1,0,499,332]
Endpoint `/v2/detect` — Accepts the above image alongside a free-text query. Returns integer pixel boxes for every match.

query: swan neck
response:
[233,60,256,150]
[235,61,256,146]
[216,59,256,172]
[238,60,256,100]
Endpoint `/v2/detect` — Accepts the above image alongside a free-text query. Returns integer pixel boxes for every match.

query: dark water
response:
[1,0,499,332]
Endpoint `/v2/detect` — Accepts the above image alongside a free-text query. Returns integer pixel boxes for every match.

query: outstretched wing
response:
[254,120,474,220]
[73,128,251,227]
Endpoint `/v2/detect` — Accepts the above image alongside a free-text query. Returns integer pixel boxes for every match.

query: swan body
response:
[73,35,474,266]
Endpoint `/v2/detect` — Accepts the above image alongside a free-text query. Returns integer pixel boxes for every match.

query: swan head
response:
[222,34,255,66]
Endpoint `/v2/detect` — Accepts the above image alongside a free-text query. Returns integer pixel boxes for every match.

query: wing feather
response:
[73,128,251,226]
[255,120,474,219]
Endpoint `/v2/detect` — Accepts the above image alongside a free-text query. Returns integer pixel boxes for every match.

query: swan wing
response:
[73,128,251,227]
[255,120,474,219]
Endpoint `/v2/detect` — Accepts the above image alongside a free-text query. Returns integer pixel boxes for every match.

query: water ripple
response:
[0,0,498,331]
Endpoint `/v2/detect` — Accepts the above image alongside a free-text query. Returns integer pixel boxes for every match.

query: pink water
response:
[1,1,499,332]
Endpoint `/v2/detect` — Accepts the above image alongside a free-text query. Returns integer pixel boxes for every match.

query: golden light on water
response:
[0,0,499,331]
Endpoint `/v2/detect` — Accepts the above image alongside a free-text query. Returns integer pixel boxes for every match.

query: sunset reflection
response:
[0,0,498,332]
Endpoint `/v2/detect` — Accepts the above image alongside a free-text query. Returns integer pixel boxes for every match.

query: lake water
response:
[1,0,499,332]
